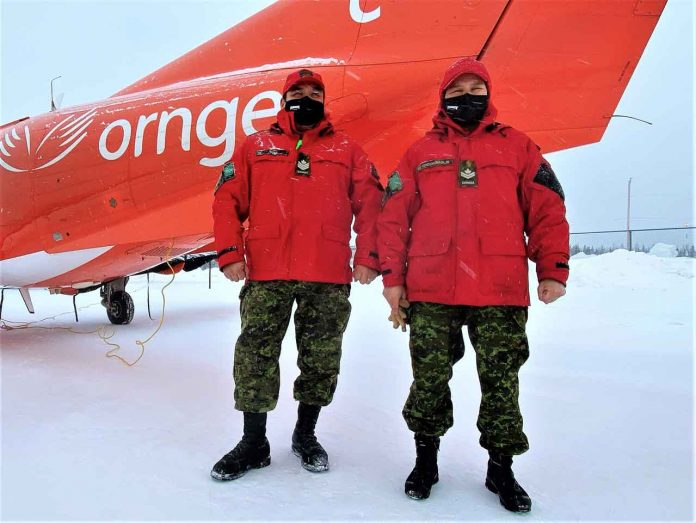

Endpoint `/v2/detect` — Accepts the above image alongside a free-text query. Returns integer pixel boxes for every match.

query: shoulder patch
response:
[533,161,565,200]
[416,158,454,172]
[387,171,403,192]
[214,161,236,194]
[382,170,403,207]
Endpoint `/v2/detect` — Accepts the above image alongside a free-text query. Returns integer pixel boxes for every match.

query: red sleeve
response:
[350,143,384,272]
[376,151,421,287]
[520,140,570,285]
[212,139,251,270]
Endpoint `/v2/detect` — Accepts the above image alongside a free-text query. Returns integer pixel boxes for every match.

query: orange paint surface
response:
[0,0,666,290]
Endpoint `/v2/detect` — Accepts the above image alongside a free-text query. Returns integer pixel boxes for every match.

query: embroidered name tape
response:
[416,158,454,172]
[256,148,289,156]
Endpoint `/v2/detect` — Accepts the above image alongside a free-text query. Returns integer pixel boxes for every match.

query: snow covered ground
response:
[1,250,693,521]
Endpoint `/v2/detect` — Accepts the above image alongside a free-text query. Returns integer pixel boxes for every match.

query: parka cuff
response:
[381,269,406,287]
[217,245,245,271]
[536,256,569,286]
[354,250,380,272]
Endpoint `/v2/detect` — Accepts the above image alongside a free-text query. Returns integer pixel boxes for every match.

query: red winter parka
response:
[377,58,570,306]
[213,110,383,284]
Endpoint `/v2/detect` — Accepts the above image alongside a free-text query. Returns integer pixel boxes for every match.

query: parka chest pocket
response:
[251,149,292,174]
[414,156,457,197]
[311,153,351,182]
[305,154,351,197]
[476,155,521,193]
[250,149,293,199]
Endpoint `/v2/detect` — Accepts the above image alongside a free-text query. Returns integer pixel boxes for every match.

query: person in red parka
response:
[211,69,382,481]
[377,57,569,512]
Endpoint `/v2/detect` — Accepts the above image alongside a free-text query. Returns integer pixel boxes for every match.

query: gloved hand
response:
[388,298,411,332]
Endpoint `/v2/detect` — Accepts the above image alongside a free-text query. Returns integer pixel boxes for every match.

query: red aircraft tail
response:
[114,0,511,98]
[115,0,666,154]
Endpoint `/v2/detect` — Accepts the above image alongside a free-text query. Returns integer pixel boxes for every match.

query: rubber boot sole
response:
[292,446,329,473]
[485,478,532,513]
[210,456,271,481]
[405,473,439,500]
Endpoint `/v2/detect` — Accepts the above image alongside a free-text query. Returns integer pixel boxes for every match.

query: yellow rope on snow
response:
[0,303,102,333]
[104,242,176,367]
[1,242,177,367]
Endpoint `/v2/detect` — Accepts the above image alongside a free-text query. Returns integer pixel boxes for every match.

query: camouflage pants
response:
[404,302,530,455]
[233,280,351,413]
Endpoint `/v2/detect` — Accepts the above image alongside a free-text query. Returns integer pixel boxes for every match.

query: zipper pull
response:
[296,138,303,151]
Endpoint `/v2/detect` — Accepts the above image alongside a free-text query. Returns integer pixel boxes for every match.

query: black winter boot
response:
[404,434,440,500]
[210,412,271,481]
[485,452,532,512]
[291,403,329,472]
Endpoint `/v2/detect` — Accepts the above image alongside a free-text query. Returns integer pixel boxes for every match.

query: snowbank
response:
[1,251,693,520]
[649,242,678,257]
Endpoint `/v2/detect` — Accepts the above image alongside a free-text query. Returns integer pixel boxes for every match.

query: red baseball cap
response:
[282,69,325,96]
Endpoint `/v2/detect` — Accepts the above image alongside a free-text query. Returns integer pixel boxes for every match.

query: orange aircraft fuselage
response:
[0,0,667,299]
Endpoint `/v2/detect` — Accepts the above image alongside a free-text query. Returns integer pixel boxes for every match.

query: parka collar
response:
[274,107,334,144]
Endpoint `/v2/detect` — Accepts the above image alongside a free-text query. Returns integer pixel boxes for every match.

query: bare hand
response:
[537,279,566,304]
[388,298,411,331]
[222,261,247,282]
[353,265,378,285]
[383,285,409,330]
[383,285,406,312]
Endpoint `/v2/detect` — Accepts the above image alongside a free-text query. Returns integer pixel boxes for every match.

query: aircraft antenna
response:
[50,76,62,111]
[607,114,653,126]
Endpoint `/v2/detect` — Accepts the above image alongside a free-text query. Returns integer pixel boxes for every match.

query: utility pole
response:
[626,177,632,251]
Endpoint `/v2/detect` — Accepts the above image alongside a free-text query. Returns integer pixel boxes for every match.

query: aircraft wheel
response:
[107,291,134,325]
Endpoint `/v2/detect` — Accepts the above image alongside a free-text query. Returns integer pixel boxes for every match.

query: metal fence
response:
[570,226,695,256]
[212,227,696,265]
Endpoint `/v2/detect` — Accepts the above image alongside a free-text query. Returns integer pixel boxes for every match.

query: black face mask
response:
[442,93,489,126]
[284,96,324,127]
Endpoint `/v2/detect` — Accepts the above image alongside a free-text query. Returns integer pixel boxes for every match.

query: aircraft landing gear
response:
[100,277,134,325]
[107,291,134,325]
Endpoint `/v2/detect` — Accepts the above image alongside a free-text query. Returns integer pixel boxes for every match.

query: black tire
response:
[107,291,134,325]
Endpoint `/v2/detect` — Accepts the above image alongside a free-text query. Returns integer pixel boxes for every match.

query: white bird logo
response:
[0,107,97,173]
[297,159,310,171]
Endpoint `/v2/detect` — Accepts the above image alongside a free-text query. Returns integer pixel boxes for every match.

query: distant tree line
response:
[570,244,696,257]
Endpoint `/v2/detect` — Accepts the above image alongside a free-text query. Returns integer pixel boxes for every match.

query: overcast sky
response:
[1,0,693,244]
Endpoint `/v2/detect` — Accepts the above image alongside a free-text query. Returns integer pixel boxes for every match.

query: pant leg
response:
[292,282,351,406]
[403,301,466,437]
[233,280,295,413]
[467,305,530,455]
